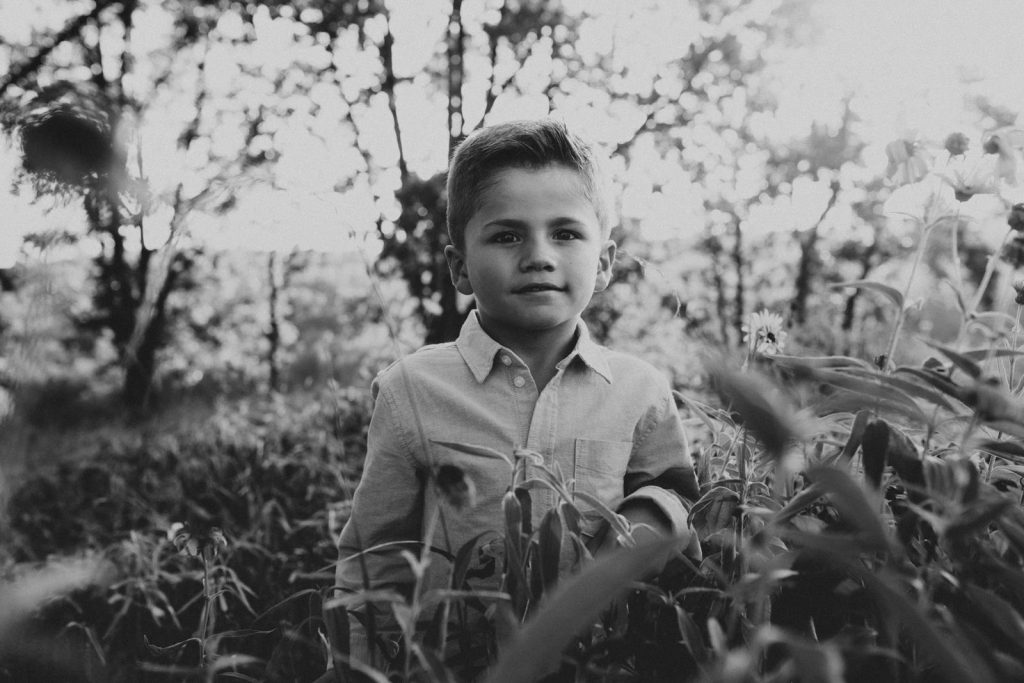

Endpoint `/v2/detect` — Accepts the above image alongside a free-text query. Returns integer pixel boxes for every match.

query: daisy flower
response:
[743,310,788,356]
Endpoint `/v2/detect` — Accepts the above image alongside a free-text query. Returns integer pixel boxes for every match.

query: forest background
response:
[2,0,1024,681]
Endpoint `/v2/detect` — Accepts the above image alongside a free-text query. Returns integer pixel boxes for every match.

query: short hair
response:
[445,119,614,250]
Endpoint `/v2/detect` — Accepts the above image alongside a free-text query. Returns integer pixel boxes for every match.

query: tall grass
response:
[6,127,1024,681]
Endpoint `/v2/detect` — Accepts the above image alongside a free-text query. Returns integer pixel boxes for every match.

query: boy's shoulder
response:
[588,342,674,389]
[374,340,464,385]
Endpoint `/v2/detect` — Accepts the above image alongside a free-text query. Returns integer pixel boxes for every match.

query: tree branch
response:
[447,0,466,154]
[379,12,409,184]
[0,0,116,100]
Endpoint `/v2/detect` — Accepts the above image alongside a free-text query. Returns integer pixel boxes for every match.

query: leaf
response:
[894,367,967,405]
[708,362,803,460]
[483,538,679,683]
[537,509,562,594]
[572,490,632,542]
[840,410,873,461]
[449,530,499,591]
[968,312,1018,335]
[986,419,1024,441]
[144,635,200,658]
[0,557,108,643]
[413,644,460,683]
[515,487,533,536]
[502,491,529,617]
[959,348,1024,364]
[754,629,845,683]
[674,390,725,436]
[806,466,889,552]
[769,354,873,370]
[885,426,923,487]
[960,583,1024,647]
[860,419,888,490]
[844,367,958,412]
[945,498,1012,540]
[770,482,824,526]
[675,605,709,662]
[973,439,1024,464]
[689,486,741,536]
[706,617,727,655]
[324,589,407,612]
[815,389,928,425]
[829,279,904,309]
[919,339,982,379]
[207,655,263,675]
[321,598,350,682]
[812,368,930,417]
[840,565,997,683]
[432,441,514,466]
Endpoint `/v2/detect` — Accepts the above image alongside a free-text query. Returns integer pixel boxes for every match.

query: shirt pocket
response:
[573,438,632,523]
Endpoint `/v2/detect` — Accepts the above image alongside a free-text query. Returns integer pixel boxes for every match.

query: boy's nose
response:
[520,241,556,271]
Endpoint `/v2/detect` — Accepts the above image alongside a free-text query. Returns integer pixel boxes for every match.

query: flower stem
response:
[882,227,929,371]
[959,226,1014,347]
[199,549,214,668]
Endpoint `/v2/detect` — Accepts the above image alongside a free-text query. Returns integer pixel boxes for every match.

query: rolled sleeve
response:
[621,384,699,535]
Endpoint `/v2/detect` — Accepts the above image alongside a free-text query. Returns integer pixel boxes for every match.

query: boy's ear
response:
[593,239,616,293]
[444,245,475,295]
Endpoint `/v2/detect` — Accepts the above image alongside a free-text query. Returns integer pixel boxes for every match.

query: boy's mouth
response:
[513,283,565,293]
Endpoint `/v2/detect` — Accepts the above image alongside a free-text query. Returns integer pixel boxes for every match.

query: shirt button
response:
[501,355,512,366]
[513,375,526,388]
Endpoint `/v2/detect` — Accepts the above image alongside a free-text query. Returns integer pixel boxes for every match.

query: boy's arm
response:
[619,383,699,541]
[334,375,425,660]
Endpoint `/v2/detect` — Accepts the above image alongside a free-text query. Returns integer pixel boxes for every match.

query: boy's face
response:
[445,165,615,347]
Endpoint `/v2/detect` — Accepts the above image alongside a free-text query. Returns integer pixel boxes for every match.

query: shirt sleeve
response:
[620,381,700,537]
[335,372,425,598]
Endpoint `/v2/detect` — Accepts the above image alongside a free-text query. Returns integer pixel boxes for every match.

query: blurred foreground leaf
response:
[484,538,677,683]
[0,557,109,645]
[708,361,804,461]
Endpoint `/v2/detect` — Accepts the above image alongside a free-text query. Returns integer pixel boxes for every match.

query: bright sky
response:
[1,0,1023,266]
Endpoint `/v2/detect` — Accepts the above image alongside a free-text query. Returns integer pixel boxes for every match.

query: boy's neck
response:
[477,315,580,391]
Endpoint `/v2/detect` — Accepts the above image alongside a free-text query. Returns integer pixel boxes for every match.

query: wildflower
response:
[1014,278,1024,305]
[944,132,970,157]
[982,127,1024,185]
[1009,204,1024,232]
[742,310,788,356]
[168,522,227,559]
[434,463,477,510]
[885,134,932,185]
[937,154,999,202]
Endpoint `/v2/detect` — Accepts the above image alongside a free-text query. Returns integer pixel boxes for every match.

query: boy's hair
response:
[446,119,614,250]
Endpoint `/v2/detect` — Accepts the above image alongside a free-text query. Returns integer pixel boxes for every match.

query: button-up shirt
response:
[336,312,698,595]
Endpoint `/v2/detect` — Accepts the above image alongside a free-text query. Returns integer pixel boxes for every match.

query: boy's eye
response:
[491,232,520,244]
[553,229,580,241]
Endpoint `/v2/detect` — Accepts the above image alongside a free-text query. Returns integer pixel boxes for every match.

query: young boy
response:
[334,118,699,664]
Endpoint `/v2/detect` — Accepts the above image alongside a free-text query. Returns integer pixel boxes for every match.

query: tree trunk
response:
[732,217,745,344]
[267,251,281,392]
[122,253,182,410]
[792,182,839,324]
[842,224,882,332]
[422,0,468,345]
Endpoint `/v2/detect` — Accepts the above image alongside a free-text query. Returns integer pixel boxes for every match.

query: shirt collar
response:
[455,312,613,384]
